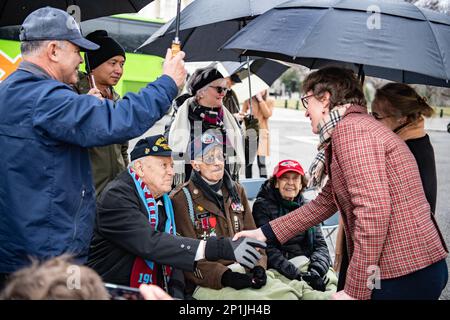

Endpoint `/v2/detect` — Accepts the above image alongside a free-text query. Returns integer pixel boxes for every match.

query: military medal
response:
[209,216,217,237]
[233,215,240,232]
[196,205,211,239]
[231,202,244,212]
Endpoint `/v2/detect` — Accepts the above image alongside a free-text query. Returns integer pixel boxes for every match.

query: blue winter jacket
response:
[0,62,177,273]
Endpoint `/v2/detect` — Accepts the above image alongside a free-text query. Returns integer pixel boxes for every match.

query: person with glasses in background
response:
[371,83,437,212]
[167,64,245,185]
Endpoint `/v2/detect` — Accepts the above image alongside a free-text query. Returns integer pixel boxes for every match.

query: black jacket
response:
[405,135,437,213]
[87,171,200,299]
[252,180,331,279]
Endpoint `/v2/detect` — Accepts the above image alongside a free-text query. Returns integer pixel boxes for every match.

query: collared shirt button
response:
[181,244,185,248]
[187,246,191,250]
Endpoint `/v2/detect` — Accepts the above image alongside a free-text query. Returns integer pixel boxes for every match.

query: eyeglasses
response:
[370,112,392,121]
[300,94,315,109]
[202,153,225,165]
[210,86,229,94]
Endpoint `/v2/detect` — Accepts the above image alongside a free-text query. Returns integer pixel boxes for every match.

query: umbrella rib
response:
[291,7,331,62]
[415,7,450,80]
[180,27,196,51]
[129,0,139,13]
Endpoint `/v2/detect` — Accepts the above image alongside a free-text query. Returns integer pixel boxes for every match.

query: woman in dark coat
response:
[372,83,437,212]
[253,159,332,291]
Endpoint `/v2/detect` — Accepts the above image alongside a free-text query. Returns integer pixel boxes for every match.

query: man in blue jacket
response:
[0,7,187,285]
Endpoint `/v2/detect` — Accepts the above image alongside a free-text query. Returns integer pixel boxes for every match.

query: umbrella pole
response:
[357,64,365,86]
[84,53,97,89]
[171,0,182,57]
[247,56,253,115]
[79,22,96,89]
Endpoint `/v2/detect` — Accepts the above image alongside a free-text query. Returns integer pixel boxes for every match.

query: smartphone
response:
[104,283,144,300]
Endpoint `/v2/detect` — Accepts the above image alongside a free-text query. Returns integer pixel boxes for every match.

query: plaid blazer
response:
[270,105,448,300]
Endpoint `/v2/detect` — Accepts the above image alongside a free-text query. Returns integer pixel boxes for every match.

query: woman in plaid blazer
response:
[235,67,448,300]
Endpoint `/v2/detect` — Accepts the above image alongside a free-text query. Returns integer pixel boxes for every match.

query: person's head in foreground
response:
[1,255,109,300]
[130,135,174,198]
[301,66,366,134]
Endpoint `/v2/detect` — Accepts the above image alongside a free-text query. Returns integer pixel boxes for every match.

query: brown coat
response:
[170,180,267,290]
[242,97,274,156]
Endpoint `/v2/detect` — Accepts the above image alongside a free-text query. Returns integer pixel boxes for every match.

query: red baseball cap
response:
[273,159,305,178]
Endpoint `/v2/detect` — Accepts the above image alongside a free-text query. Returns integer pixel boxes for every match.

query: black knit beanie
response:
[189,67,224,95]
[84,30,125,71]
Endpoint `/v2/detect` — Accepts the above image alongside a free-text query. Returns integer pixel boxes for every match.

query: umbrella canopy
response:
[221,59,289,86]
[222,0,450,87]
[136,0,286,60]
[0,0,154,26]
[239,59,290,86]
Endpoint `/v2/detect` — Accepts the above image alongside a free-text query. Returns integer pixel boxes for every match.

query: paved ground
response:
[132,106,450,299]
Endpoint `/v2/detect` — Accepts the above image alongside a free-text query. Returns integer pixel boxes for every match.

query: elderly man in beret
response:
[87,134,266,298]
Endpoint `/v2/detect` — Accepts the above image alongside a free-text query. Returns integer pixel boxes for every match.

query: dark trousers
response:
[337,239,349,291]
[371,259,448,300]
[245,156,267,179]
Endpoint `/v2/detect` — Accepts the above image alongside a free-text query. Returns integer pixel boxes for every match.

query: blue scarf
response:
[128,166,176,289]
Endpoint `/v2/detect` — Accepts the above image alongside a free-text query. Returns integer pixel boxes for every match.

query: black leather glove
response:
[205,237,266,269]
[298,268,328,292]
[249,266,267,289]
[221,270,253,290]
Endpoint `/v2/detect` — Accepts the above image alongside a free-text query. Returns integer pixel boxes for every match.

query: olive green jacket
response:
[74,72,129,197]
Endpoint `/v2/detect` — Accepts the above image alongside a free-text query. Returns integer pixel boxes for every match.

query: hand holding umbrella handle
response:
[171,39,181,57]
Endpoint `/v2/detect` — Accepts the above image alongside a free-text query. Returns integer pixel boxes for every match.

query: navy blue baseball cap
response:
[131,135,173,161]
[19,7,99,51]
[189,132,224,160]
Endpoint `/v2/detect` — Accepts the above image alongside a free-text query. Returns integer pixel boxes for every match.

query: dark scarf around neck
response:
[191,169,241,213]
[189,100,225,129]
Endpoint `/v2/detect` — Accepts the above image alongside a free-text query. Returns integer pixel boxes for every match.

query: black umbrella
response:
[137,0,287,115]
[136,0,287,61]
[222,0,450,88]
[240,59,290,86]
[0,0,155,26]
[220,59,289,86]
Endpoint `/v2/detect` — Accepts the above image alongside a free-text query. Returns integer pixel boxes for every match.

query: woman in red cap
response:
[252,159,334,293]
